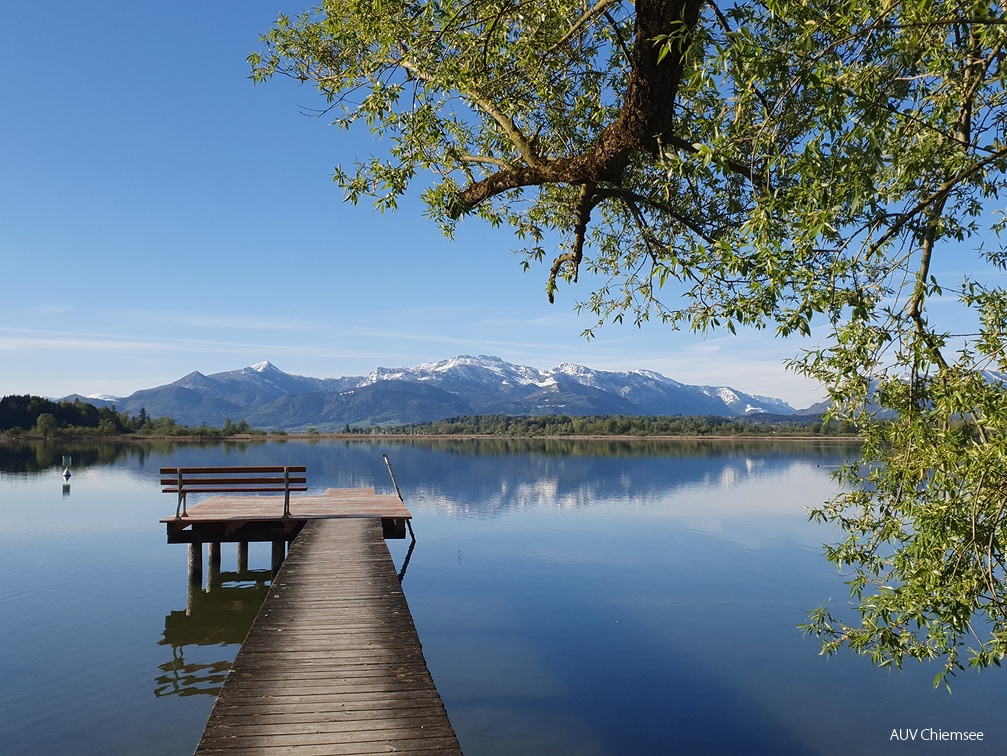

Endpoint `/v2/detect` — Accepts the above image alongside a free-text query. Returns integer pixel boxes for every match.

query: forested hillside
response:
[0,395,259,438]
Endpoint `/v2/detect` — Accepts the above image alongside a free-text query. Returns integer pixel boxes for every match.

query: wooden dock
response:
[192,517,462,755]
[161,486,414,580]
[161,487,412,544]
[159,480,460,753]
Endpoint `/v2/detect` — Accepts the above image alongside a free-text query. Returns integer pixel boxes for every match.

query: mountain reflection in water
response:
[6,437,1005,756]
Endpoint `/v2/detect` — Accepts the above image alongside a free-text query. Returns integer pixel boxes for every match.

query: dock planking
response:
[164,488,410,521]
[161,488,412,544]
[194,517,462,755]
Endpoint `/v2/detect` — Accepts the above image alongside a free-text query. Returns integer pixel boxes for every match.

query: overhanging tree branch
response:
[453,0,704,215]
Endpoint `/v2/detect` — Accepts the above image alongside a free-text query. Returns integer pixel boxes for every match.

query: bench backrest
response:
[161,466,307,518]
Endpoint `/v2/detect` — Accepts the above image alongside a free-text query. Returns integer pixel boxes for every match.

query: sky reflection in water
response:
[0,439,1003,755]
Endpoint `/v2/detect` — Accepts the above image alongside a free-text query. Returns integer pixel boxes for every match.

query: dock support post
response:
[207,542,221,591]
[237,542,248,573]
[188,542,203,590]
[271,540,285,574]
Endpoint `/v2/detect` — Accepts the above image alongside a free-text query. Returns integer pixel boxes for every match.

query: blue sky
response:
[2,1,837,408]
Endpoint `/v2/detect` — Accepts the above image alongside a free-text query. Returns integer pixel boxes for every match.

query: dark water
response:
[0,438,1003,754]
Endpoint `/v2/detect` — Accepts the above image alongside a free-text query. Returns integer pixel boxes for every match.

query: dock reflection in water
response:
[155,568,271,698]
[155,537,416,700]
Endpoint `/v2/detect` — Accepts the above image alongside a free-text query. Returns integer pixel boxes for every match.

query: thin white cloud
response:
[0,331,335,359]
[138,311,311,331]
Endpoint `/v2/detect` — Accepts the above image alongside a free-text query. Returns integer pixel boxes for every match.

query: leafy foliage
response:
[252,0,1007,686]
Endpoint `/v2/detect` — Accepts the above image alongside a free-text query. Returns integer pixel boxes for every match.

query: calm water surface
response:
[1,438,1004,754]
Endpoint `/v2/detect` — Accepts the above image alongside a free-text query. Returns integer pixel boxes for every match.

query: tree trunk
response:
[456,0,702,211]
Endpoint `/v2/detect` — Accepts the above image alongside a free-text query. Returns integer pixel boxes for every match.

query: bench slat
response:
[162,465,309,518]
[160,476,306,487]
[161,491,308,497]
[160,466,306,475]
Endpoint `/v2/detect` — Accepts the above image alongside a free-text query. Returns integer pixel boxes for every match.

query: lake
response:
[0,437,1003,754]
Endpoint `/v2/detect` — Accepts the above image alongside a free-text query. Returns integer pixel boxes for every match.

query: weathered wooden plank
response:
[215,678,442,698]
[162,476,307,485]
[223,665,435,682]
[162,488,410,523]
[205,696,448,721]
[203,691,449,717]
[163,486,412,543]
[199,728,459,749]
[194,518,460,755]
[214,664,435,684]
[206,688,449,707]
[225,645,429,660]
[161,466,308,473]
[196,737,462,755]
[202,714,457,736]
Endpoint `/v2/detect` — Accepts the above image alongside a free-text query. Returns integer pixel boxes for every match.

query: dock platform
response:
[193,517,461,755]
[161,487,412,544]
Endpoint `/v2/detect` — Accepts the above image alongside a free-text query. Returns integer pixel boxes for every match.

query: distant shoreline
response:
[0,431,861,443]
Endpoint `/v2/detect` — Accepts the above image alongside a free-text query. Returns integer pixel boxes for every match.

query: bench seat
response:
[162,465,307,518]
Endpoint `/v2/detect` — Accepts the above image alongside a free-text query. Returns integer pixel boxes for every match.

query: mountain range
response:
[73,355,821,431]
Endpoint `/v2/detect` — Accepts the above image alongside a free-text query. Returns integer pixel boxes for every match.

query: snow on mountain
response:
[366,355,560,396]
[388,355,545,387]
[696,386,789,416]
[698,386,793,415]
[104,355,799,430]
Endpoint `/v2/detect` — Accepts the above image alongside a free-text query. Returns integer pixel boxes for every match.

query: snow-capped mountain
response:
[698,386,794,416]
[106,354,804,431]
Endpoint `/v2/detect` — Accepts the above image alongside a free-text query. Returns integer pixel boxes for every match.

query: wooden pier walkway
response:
[193,517,462,755]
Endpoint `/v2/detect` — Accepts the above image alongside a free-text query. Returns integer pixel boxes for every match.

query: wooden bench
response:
[161,466,308,519]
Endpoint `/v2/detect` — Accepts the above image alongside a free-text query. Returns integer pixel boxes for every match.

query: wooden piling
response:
[188,542,202,588]
[270,540,285,574]
[236,542,248,572]
[207,542,221,591]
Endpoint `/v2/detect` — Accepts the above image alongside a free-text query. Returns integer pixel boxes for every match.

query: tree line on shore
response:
[1,394,848,439]
[0,394,263,439]
[351,413,850,437]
